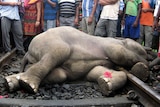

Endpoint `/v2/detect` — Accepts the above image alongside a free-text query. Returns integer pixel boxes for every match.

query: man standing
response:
[137,0,154,47]
[122,0,142,40]
[0,0,25,55]
[81,0,99,35]
[57,0,80,28]
[94,0,120,37]
[43,0,59,31]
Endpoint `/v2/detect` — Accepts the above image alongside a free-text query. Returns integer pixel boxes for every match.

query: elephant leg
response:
[86,66,107,82]
[18,54,54,93]
[18,44,71,93]
[41,67,67,85]
[19,45,70,93]
[3,67,67,92]
[19,52,37,72]
[98,71,127,96]
[86,66,127,96]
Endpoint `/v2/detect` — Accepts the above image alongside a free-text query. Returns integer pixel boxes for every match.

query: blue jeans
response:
[123,15,140,39]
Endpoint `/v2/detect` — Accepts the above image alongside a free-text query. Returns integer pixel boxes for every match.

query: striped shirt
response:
[58,0,79,17]
[82,0,95,17]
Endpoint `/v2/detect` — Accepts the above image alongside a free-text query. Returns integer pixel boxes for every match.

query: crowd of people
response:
[0,0,160,56]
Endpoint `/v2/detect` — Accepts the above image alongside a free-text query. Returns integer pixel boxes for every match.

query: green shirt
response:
[125,0,142,16]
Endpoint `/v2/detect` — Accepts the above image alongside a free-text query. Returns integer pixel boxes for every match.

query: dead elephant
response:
[4,26,149,96]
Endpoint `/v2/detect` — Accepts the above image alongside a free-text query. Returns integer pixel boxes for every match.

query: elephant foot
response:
[19,79,36,94]
[18,75,40,93]
[130,62,150,81]
[4,74,22,92]
[0,75,9,93]
[97,76,112,96]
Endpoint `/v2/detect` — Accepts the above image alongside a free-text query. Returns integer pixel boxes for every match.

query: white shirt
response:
[100,1,120,20]
[0,0,20,20]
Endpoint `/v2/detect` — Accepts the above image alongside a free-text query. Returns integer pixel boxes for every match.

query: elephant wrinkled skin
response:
[4,26,149,96]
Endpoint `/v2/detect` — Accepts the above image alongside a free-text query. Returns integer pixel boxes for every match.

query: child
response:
[122,0,142,40]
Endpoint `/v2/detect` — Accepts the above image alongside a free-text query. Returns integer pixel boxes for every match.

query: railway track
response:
[0,49,159,107]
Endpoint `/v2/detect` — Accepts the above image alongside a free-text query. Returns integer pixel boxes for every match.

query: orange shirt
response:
[28,0,39,4]
[140,0,154,26]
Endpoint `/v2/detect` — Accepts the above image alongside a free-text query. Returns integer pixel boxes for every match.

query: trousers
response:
[1,17,24,52]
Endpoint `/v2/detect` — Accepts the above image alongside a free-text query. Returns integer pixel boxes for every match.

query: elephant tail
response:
[19,52,29,72]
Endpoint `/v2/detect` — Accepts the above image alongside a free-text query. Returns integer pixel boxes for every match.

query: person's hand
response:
[56,20,60,27]
[74,17,79,26]
[88,16,93,25]
[121,19,125,26]
[153,19,158,30]
[35,21,40,27]
[132,20,138,27]
[118,10,123,16]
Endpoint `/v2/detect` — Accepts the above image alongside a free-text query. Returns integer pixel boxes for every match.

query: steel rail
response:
[0,48,16,70]
[0,95,134,107]
[127,73,160,107]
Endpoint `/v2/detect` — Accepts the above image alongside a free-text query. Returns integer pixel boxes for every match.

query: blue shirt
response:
[149,0,156,8]
[0,0,20,20]
[119,0,124,11]
[44,0,58,20]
